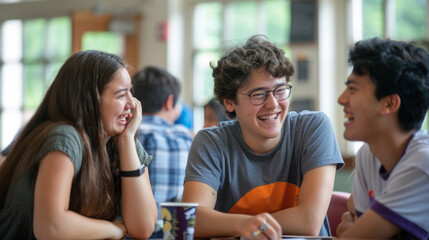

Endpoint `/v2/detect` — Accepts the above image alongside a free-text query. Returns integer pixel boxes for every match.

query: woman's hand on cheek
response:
[121,97,142,139]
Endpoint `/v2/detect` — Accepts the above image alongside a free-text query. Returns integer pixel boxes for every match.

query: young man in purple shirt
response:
[337,38,429,239]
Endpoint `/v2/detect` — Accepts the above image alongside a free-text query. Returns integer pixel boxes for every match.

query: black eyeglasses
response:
[239,85,292,106]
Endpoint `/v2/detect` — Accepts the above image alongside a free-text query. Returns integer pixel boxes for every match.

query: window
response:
[82,32,125,56]
[392,0,426,40]
[362,0,384,39]
[192,0,291,129]
[1,17,71,149]
[362,0,426,40]
[71,11,140,76]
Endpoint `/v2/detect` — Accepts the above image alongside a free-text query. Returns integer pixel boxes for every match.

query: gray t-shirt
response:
[0,124,150,239]
[353,130,429,239]
[185,111,344,236]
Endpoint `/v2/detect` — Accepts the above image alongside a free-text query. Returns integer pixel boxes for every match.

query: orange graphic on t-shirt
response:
[228,182,300,215]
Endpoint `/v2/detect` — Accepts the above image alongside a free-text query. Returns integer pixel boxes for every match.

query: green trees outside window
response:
[22,17,71,113]
[193,0,291,106]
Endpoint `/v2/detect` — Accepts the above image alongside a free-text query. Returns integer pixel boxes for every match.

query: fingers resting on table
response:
[240,213,281,240]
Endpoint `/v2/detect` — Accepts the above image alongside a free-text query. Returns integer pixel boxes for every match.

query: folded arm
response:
[338,194,400,238]
[34,151,127,239]
[182,181,282,240]
[339,209,400,238]
[118,136,157,239]
[271,165,337,236]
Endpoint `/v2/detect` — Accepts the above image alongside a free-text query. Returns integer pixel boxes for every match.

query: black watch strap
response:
[120,164,146,177]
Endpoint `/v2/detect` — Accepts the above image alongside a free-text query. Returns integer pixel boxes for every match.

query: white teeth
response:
[344,113,354,119]
[118,115,127,121]
[259,114,277,120]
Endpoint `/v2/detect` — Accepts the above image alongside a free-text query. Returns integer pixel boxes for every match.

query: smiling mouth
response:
[118,113,132,123]
[345,113,354,123]
[258,113,280,121]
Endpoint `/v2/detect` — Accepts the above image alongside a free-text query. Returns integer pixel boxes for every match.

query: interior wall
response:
[138,0,169,70]
[0,0,354,156]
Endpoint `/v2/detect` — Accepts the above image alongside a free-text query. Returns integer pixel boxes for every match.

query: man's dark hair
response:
[349,37,429,131]
[132,66,181,113]
[211,35,295,118]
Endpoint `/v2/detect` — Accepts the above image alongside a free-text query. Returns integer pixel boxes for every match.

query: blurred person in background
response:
[133,66,194,238]
[203,98,229,128]
[175,101,194,132]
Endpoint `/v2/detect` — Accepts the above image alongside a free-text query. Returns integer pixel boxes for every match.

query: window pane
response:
[362,0,384,39]
[393,0,426,40]
[23,18,46,61]
[1,110,23,149]
[225,1,258,42]
[1,63,23,148]
[194,2,222,49]
[2,20,23,62]
[82,31,124,56]
[23,63,44,110]
[46,62,64,86]
[263,0,290,44]
[2,63,23,109]
[47,17,71,59]
[193,51,221,106]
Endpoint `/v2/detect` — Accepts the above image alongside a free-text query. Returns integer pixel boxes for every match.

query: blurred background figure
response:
[203,98,228,128]
[175,101,194,133]
[132,65,194,238]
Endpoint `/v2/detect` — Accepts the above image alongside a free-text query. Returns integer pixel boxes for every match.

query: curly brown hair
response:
[211,35,295,118]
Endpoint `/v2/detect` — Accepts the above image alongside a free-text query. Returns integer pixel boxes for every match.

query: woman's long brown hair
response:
[0,50,127,220]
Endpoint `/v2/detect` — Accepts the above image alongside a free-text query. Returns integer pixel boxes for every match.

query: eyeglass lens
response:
[250,85,291,105]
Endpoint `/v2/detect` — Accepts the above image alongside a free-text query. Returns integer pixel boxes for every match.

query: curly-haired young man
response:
[183,35,344,239]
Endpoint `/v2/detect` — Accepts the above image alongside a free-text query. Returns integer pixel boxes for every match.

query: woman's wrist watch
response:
[120,164,146,177]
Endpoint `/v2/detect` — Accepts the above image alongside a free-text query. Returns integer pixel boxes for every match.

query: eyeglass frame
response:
[238,84,292,106]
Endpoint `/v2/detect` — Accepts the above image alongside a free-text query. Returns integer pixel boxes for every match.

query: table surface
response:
[152,235,335,240]
[209,236,335,240]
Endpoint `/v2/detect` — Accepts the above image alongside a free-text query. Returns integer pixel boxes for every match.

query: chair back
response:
[327,191,351,236]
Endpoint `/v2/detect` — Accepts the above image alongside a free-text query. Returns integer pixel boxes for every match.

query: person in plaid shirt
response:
[133,66,193,238]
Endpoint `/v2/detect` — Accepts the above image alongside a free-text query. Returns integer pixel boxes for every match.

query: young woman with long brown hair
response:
[0,50,157,239]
